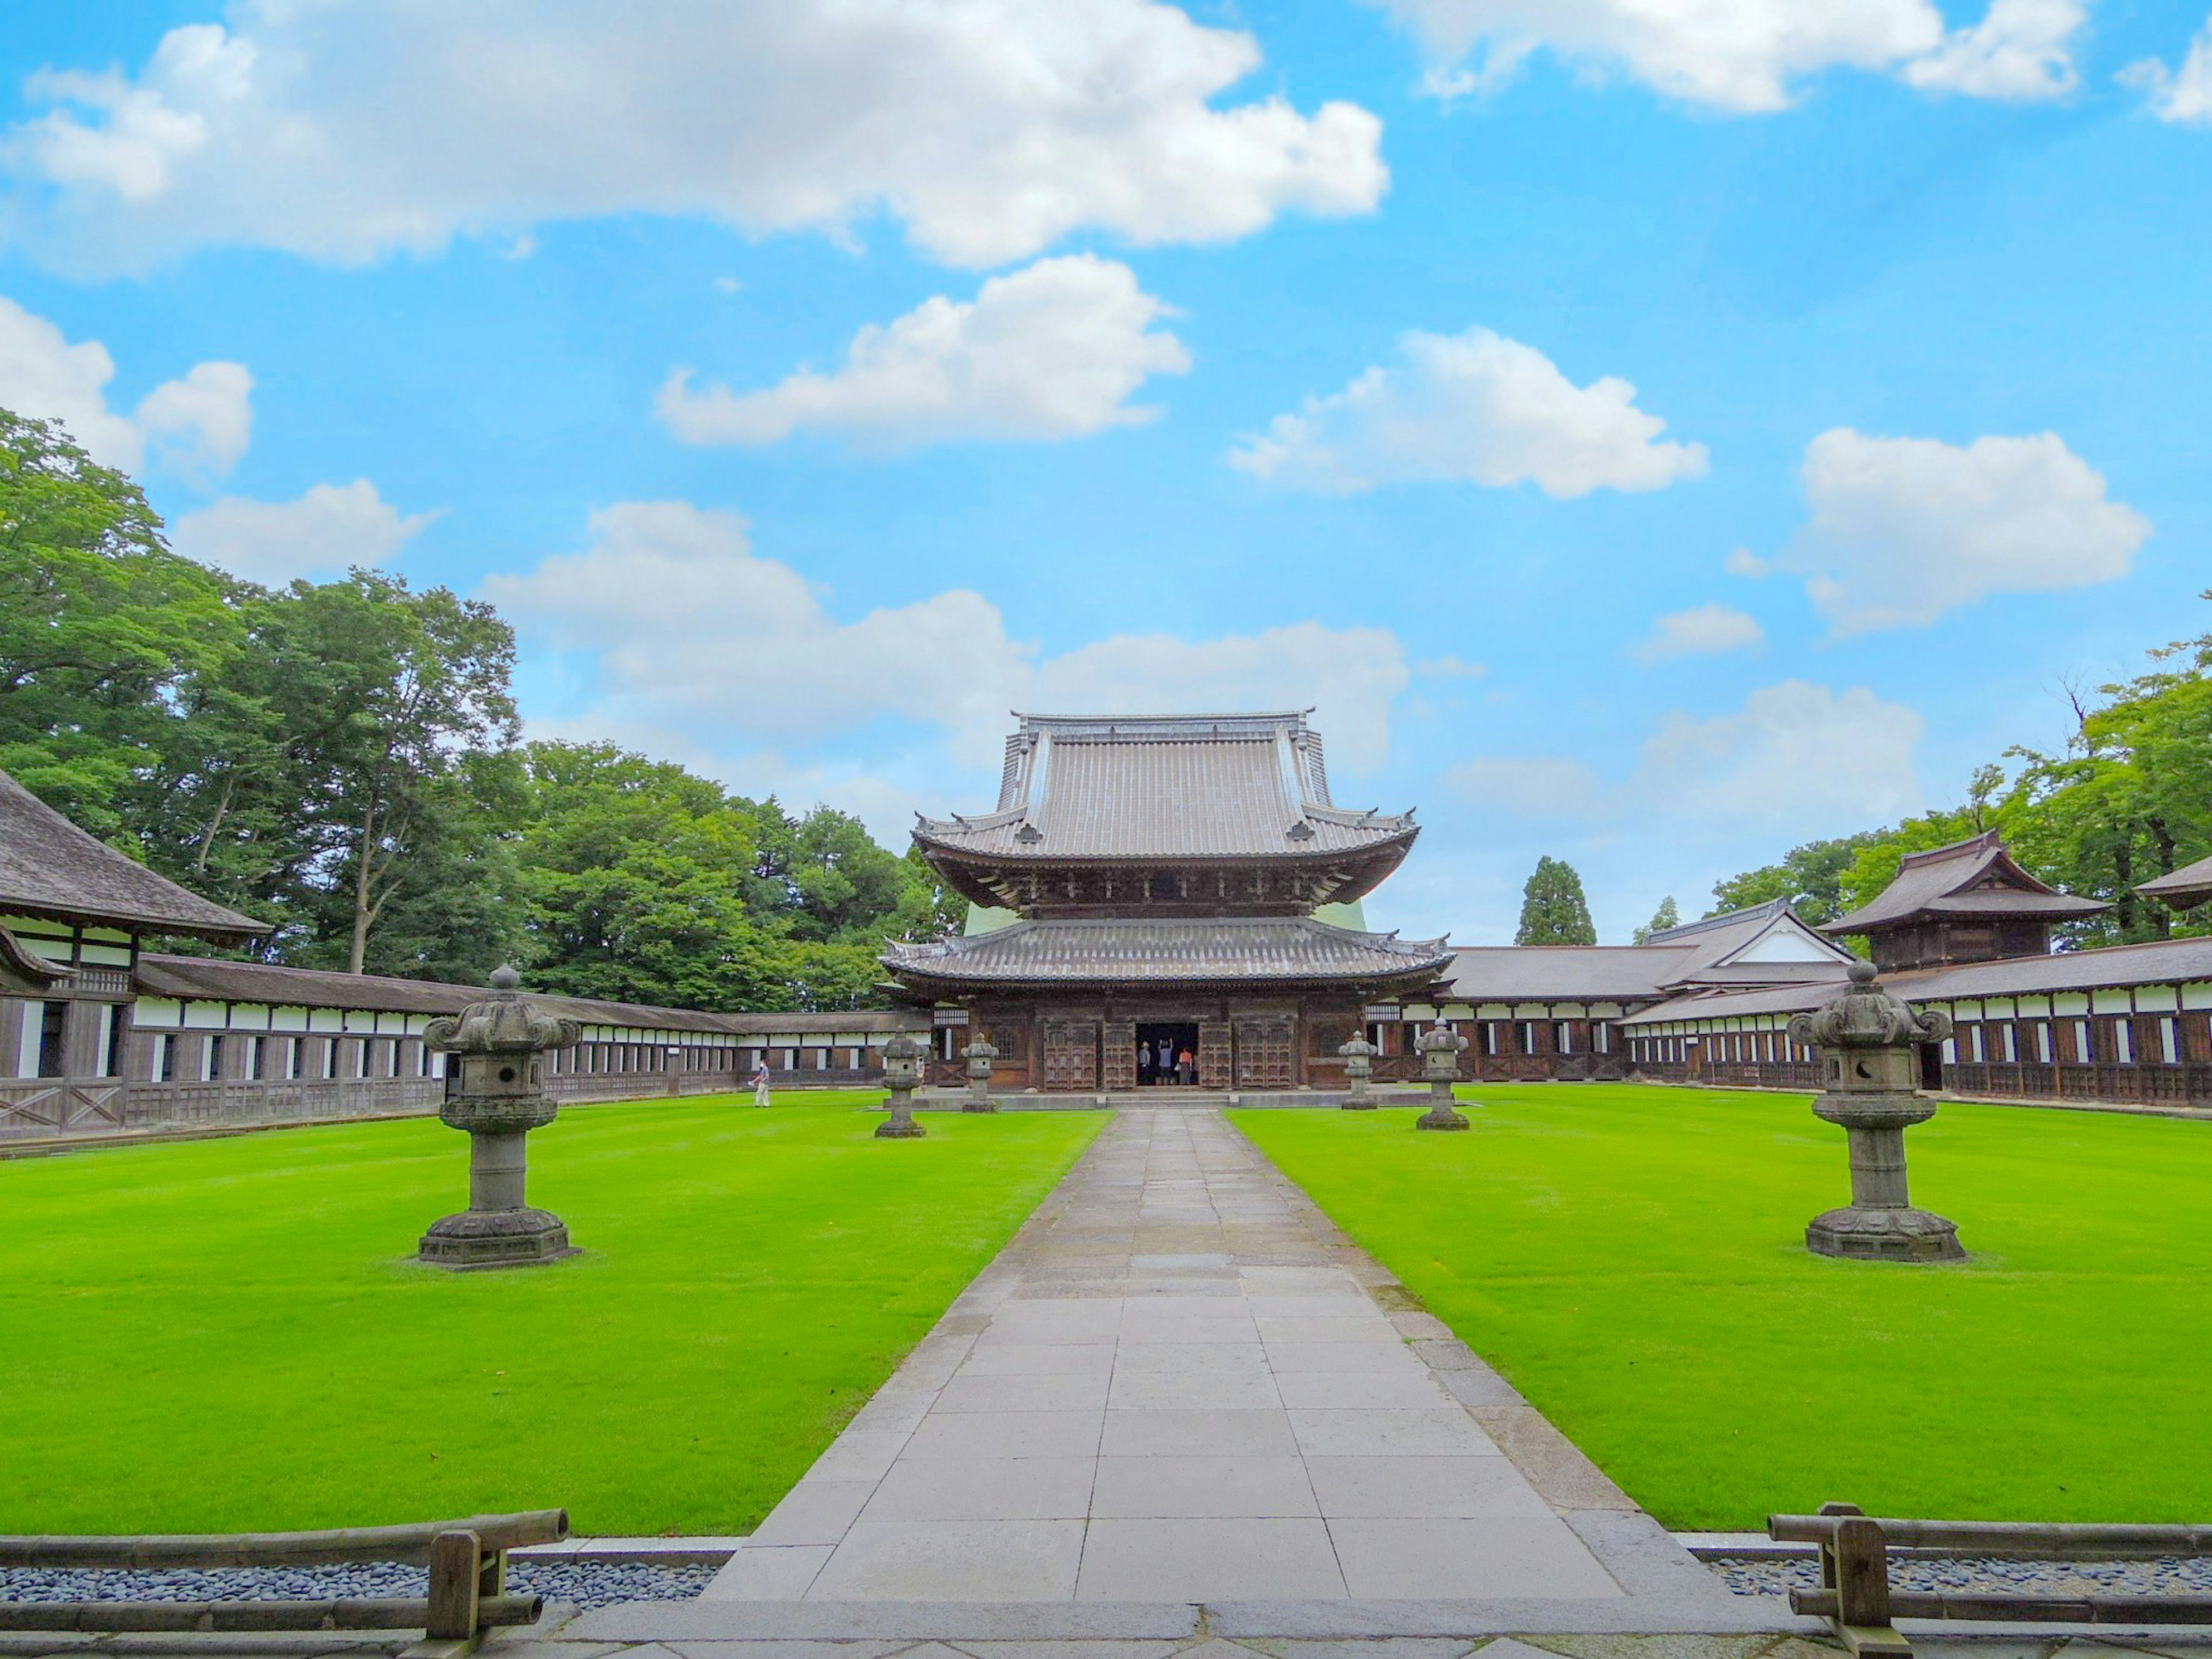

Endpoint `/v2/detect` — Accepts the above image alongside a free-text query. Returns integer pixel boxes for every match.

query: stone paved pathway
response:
[705,1107,1665,1605]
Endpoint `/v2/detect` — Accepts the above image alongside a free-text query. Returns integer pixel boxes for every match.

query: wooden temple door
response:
[1042,1020,1099,1091]
[1197,1021,1232,1089]
[1101,1019,1136,1090]
[1234,1016,1294,1089]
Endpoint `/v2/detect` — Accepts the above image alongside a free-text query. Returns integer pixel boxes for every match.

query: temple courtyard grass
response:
[0,1094,1100,1537]
[1233,1084,2212,1532]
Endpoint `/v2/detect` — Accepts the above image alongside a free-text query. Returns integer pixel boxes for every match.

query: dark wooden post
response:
[425,1528,480,1642]
[1817,1505,1910,1658]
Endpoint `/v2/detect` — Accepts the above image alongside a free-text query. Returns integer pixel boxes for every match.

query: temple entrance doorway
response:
[1135,1022,1202,1086]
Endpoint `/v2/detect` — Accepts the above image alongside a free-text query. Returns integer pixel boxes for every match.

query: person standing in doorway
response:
[749,1058,772,1108]
[1176,1043,1195,1086]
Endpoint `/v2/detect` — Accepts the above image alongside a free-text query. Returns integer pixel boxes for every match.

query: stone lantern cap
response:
[425,966,579,1137]
[1415,1024,1467,1055]
[425,965,581,1056]
[961,1036,998,1061]
[1336,1033,1378,1059]
[1788,959,1952,1129]
[882,1031,929,1061]
[1788,959,1951,1054]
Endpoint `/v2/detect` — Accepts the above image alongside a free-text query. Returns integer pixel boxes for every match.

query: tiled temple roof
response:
[0,769,267,940]
[137,955,923,1035]
[2138,853,2212,910]
[1823,831,2107,935]
[883,916,1452,987]
[914,712,1416,863]
[1619,934,2212,1025]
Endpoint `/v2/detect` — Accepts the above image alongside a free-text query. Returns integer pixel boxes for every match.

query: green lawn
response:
[0,1095,1100,1536]
[1232,1085,2212,1531]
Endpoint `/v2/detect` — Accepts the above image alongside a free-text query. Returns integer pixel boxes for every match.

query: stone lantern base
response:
[962,1096,997,1114]
[1415,1093,1469,1131]
[1806,1205,1963,1263]
[419,1206,578,1269]
[1342,1097,1377,1111]
[875,1115,926,1139]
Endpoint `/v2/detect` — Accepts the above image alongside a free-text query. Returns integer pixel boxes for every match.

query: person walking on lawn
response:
[749,1059,772,1108]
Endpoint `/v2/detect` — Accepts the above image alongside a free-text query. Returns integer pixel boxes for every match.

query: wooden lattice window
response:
[1235,1017,1294,1089]
[1043,1021,1098,1090]
[1101,1020,1136,1090]
[1198,1021,1232,1088]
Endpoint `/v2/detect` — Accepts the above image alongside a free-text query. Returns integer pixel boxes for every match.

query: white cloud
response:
[1773,428,2150,635]
[1903,0,2084,100]
[3,2,1387,273]
[1634,681,1923,830]
[657,256,1189,450]
[1414,654,1487,679]
[1634,603,1764,664]
[0,293,250,479]
[1448,681,1923,839]
[170,480,441,584]
[1368,0,2081,112]
[2123,16,2212,125]
[1228,325,1706,498]
[486,501,1411,780]
[1448,755,1603,819]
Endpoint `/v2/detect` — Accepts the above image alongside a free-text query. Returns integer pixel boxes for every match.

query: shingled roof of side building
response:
[2137,852,2212,910]
[912,711,1418,864]
[1441,899,1855,1003]
[0,768,267,941]
[1821,830,2108,936]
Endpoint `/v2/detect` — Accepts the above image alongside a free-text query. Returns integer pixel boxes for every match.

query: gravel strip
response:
[0,1560,715,1612]
[1713,1554,2212,1598]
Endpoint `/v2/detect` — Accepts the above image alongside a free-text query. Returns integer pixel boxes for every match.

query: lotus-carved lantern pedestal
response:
[961,1035,998,1113]
[877,1031,927,1139]
[1338,1032,1378,1109]
[1414,1022,1471,1131]
[418,967,581,1269]
[1787,960,1964,1263]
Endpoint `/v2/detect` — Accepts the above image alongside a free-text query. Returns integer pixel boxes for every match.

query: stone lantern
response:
[1415,1022,1471,1131]
[1786,960,1964,1262]
[418,966,581,1269]
[877,1031,928,1139]
[961,1035,998,1113]
[1337,1031,1378,1109]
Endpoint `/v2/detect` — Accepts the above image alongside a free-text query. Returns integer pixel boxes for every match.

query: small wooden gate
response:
[1042,1021,1099,1090]
[1198,1021,1232,1089]
[1234,1017,1295,1089]
[1101,1020,1136,1090]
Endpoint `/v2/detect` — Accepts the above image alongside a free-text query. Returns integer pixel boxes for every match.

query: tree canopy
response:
[1516,855,1597,945]
[1632,896,1679,945]
[0,407,960,1009]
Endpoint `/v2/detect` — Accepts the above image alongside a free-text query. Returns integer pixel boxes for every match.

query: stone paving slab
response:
[702,1108,1712,1609]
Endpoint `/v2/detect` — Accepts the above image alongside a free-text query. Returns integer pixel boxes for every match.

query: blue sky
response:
[3,1,2209,943]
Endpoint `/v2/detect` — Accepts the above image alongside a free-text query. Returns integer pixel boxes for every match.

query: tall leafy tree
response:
[266,572,522,974]
[1709,831,1889,925]
[1633,896,1680,944]
[0,410,238,832]
[1516,855,1597,945]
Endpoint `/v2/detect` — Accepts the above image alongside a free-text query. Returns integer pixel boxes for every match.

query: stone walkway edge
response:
[666,1107,1760,1624]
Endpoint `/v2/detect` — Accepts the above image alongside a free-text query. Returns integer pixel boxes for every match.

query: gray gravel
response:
[1713,1553,2212,1598]
[0,1559,715,1612]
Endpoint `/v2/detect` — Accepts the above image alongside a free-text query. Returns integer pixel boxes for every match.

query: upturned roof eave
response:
[908,821,1420,863]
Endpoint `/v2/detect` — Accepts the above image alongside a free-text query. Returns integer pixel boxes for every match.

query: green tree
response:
[266,572,522,974]
[1633,896,1680,945]
[1516,855,1597,945]
[0,410,238,832]
[1709,831,1887,925]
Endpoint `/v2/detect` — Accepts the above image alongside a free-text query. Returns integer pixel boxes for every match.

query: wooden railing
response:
[0,1509,565,1646]
[1771,1504,2212,1656]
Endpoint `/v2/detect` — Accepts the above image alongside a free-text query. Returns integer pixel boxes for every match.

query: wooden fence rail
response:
[1771,1503,2212,1657]
[0,1509,566,1651]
